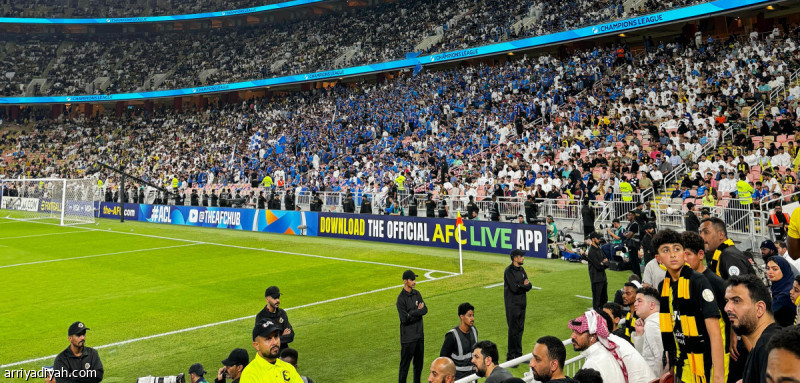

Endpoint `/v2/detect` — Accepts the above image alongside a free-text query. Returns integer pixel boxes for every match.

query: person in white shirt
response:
[569,311,625,383]
[569,310,655,383]
[718,172,737,195]
[631,287,666,378]
[763,173,780,194]
[772,147,791,168]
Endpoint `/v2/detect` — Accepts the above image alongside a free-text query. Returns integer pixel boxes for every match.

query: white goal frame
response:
[0,178,97,226]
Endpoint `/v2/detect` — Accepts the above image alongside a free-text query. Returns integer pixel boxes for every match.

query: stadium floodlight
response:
[0,178,97,226]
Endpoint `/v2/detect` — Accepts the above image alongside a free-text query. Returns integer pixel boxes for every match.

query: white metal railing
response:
[454,339,583,383]
[748,101,764,121]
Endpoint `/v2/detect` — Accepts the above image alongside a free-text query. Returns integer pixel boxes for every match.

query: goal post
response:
[0,178,97,226]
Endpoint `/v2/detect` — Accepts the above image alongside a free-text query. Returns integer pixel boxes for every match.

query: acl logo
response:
[188,209,199,223]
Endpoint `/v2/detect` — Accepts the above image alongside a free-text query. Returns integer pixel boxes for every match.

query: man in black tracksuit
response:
[585,231,609,310]
[53,321,104,383]
[397,270,427,383]
[504,249,533,361]
[254,286,294,350]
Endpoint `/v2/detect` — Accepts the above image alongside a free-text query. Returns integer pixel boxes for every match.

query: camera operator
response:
[188,364,208,383]
[215,348,249,383]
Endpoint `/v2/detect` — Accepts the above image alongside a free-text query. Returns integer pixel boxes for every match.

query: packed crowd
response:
[0,0,721,97]
[4,32,800,222]
[0,0,289,18]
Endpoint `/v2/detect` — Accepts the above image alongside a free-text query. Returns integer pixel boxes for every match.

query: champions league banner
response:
[94,202,312,235]
[257,209,318,236]
[316,213,548,257]
[139,204,258,231]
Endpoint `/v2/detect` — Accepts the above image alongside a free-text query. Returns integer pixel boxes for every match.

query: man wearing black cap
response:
[504,249,533,362]
[255,286,294,350]
[215,348,249,383]
[241,321,302,383]
[397,269,427,383]
[585,231,609,310]
[189,363,208,383]
[51,321,104,383]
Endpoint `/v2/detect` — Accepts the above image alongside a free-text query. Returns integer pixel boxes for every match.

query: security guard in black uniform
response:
[257,191,266,209]
[437,196,448,218]
[254,286,294,350]
[504,249,532,361]
[425,194,436,218]
[284,189,295,211]
[190,189,199,206]
[310,193,323,212]
[466,196,479,220]
[439,303,477,380]
[397,270,427,383]
[52,321,104,383]
[269,192,281,210]
[489,194,500,222]
[342,191,355,213]
[360,194,373,214]
[523,195,536,223]
[210,190,219,207]
[202,190,209,207]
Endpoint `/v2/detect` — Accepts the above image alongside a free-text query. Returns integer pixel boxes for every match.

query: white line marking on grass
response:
[575,295,592,300]
[0,273,457,369]
[0,243,200,269]
[0,230,87,240]
[484,282,541,289]
[9,220,459,276]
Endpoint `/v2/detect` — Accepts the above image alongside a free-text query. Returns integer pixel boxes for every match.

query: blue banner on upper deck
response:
[0,0,776,105]
[316,213,548,257]
[0,0,327,24]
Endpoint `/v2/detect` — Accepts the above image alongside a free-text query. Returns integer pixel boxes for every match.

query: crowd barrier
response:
[1,195,95,214]
[92,202,548,256]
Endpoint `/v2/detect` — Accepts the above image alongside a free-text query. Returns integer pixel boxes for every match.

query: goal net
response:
[0,178,97,226]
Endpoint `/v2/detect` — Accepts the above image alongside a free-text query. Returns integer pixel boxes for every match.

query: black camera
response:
[136,373,185,383]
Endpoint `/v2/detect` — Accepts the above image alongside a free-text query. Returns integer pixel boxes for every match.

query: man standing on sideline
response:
[630,287,665,377]
[215,348,249,383]
[724,275,780,383]
[427,357,456,383]
[529,335,578,382]
[397,270,428,383]
[49,321,103,383]
[504,249,533,362]
[440,303,478,380]
[240,321,302,383]
[623,211,642,277]
[585,232,609,310]
[255,286,294,350]
[471,341,512,383]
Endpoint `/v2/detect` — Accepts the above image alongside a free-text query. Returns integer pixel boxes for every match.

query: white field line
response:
[575,295,593,300]
[0,230,87,240]
[0,243,200,269]
[0,273,457,369]
[7,219,458,276]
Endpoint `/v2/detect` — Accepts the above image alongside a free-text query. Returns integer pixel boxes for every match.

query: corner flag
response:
[456,212,464,275]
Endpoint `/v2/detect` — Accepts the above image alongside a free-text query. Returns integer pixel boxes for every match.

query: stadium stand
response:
[1,0,711,97]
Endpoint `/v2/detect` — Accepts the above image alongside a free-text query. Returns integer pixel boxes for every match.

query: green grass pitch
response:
[0,213,628,382]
